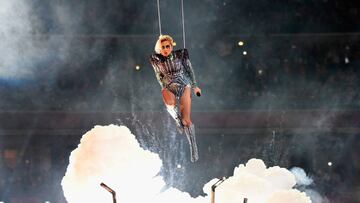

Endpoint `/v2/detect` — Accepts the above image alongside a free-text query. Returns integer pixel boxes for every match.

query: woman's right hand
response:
[193,87,202,97]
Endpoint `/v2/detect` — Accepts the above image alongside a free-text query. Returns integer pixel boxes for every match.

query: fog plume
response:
[62,125,311,203]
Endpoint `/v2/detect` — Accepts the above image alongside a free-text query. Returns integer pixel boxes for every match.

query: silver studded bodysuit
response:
[150,49,197,99]
[150,49,199,162]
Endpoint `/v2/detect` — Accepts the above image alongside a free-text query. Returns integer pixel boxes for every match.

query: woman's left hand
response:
[193,87,202,97]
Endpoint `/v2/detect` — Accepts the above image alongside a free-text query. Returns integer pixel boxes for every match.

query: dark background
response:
[0,0,360,202]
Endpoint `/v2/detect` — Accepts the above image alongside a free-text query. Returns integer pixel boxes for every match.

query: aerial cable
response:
[180,0,186,48]
[156,0,162,35]
[156,0,187,48]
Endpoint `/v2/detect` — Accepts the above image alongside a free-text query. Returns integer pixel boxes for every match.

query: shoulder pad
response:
[150,53,163,61]
[174,49,189,59]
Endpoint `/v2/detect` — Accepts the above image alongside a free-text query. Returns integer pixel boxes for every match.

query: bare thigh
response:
[179,87,192,126]
[162,89,176,107]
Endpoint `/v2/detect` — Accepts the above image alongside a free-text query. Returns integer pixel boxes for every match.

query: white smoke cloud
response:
[267,190,312,203]
[0,0,37,78]
[0,0,82,80]
[290,167,325,203]
[62,125,166,203]
[304,189,325,203]
[0,1,34,36]
[291,167,313,186]
[204,159,311,203]
[62,125,311,203]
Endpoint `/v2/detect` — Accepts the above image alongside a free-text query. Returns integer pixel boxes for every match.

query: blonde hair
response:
[154,35,174,54]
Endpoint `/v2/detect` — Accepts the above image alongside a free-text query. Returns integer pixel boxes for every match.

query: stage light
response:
[243,51,247,55]
[135,65,141,70]
[238,41,244,46]
[258,69,263,75]
[345,57,350,64]
[328,162,332,167]
[177,164,182,169]
[173,42,177,46]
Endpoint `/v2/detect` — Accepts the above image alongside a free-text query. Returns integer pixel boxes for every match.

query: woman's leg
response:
[179,87,198,162]
[162,89,182,126]
[162,89,176,107]
[179,87,192,127]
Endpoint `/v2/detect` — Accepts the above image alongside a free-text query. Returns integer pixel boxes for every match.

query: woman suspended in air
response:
[149,35,201,162]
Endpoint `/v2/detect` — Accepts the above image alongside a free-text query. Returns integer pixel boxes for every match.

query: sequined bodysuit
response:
[149,49,197,99]
[149,48,199,162]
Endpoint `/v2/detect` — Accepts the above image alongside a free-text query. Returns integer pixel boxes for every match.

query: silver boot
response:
[166,105,184,134]
[184,124,199,162]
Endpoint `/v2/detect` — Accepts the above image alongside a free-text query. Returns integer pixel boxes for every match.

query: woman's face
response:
[160,40,173,57]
